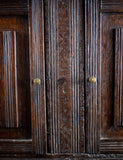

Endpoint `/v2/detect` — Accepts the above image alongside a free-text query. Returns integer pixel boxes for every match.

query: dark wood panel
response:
[114,28,123,127]
[0,140,32,153]
[101,0,123,13]
[101,14,123,137]
[2,153,123,159]
[100,11,123,154]
[0,16,31,139]
[0,31,18,128]
[86,0,123,154]
[44,0,85,154]
[29,0,47,154]
[0,0,28,15]
[85,0,100,153]
[100,139,123,153]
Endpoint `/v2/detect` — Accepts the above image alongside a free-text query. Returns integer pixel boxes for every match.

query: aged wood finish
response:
[3,31,18,128]
[29,0,47,154]
[85,0,123,155]
[0,31,18,128]
[85,0,100,153]
[101,13,123,154]
[1,0,123,159]
[100,0,123,13]
[0,0,28,15]
[44,0,85,154]
[0,16,31,137]
[115,28,123,127]
[0,0,32,155]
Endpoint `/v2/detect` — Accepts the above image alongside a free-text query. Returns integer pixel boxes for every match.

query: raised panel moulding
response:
[1,31,19,128]
[114,28,123,127]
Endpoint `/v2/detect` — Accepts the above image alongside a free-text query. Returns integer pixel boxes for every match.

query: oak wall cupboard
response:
[0,0,123,159]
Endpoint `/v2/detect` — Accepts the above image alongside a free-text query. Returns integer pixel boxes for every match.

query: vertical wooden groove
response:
[13,31,18,127]
[56,0,60,153]
[47,0,59,153]
[3,31,18,128]
[76,0,80,153]
[115,28,123,127]
[29,0,47,154]
[69,0,72,153]
[48,0,52,153]
[46,0,83,154]
[70,0,80,153]
[85,0,99,153]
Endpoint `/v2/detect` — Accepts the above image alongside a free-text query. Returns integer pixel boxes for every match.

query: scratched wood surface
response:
[0,16,31,139]
[0,0,32,154]
[44,0,85,154]
[85,0,123,155]
[2,0,123,159]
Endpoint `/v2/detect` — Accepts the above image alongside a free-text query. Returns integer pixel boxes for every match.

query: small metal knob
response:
[33,78,41,85]
[89,76,96,83]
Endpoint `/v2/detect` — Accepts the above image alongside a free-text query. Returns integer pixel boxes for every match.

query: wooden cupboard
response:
[1,0,123,159]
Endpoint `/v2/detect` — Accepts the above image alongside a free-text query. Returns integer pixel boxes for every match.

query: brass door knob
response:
[89,76,96,83]
[33,78,41,85]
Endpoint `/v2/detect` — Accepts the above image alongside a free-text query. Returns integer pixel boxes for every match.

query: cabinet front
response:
[85,0,123,154]
[0,2,32,154]
[2,0,123,159]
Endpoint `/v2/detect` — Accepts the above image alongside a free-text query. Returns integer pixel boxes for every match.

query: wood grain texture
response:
[3,0,123,158]
[100,140,123,153]
[0,16,31,140]
[45,0,85,154]
[100,0,123,13]
[2,153,123,159]
[101,14,123,153]
[85,0,100,153]
[114,28,123,127]
[29,0,47,154]
[99,1,123,152]
[0,0,32,153]
[0,0,28,15]
[0,140,32,153]
[1,31,18,128]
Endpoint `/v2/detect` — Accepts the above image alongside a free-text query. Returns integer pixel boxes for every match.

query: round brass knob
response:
[33,78,41,85]
[89,76,96,83]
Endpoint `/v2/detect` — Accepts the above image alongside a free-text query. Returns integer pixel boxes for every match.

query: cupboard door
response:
[85,0,123,154]
[0,5,32,154]
[0,0,47,155]
[29,0,47,154]
[0,0,46,155]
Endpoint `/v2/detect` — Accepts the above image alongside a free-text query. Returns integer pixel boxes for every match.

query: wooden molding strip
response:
[29,0,47,154]
[114,28,123,127]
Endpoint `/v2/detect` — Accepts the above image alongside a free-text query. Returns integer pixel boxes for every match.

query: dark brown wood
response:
[44,0,85,154]
[100,0,123,13]
[2,0,123,159]
[0,0,28,15]
[85,0,100,153]
[100,13,123,153]
[0,16,31,136]
[29,0,47,155]
[0,1,32,154]
[0,140,32,153]
[0,31,18,128]
[114,28,123,127]
[85,0,123,155]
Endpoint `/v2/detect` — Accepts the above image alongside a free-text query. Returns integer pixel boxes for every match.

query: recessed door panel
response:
[0,31,18,128]
[101,14,123,136]
[85,0,123,154]
[100,13,123,153]
[0,14,33,153]
[0,0,47,155]
[0,17,31,139]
